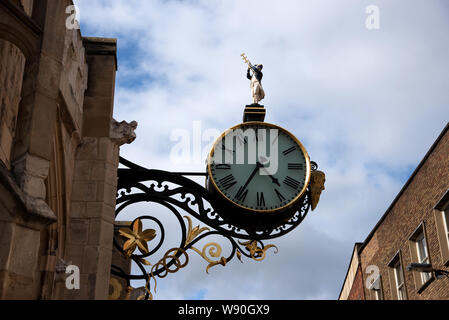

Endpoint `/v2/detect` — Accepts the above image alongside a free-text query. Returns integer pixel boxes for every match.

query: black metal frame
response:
[111,157,317,300]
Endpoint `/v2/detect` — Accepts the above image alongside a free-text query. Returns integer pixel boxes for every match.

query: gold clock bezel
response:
[207,121,311,214]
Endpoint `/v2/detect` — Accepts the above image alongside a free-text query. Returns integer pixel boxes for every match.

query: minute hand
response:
[236,162,264,198]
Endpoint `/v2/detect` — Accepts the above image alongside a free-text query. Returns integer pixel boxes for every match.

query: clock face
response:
[208,122,311,213]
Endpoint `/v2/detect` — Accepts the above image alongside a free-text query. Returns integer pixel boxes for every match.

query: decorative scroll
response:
[111,157,318,300]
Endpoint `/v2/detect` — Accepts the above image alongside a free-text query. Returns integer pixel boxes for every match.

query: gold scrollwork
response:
[238,240,278,262]
[190,242,227,274]
[108,278,122,300]
[185,216,210,245]
[184,216,227,273]
[143,247,190,300]
[108,278,134,300]
[118,216,278,300]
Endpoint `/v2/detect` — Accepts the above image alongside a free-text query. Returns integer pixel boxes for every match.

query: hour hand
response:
[269,175,281,187]
[258,158,281,186]
[265,172,281,187]
[264,171,281,186]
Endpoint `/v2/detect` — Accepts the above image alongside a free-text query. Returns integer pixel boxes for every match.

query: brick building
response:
[339,123,449,300]
[0,0,136,299]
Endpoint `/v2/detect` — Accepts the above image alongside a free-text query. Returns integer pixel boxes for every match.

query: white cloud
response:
[75,0,449,299]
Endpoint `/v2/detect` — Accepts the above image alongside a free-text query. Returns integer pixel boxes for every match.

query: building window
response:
[388,252,407,300]
[394,261,407,300]
[416,232,432,283]
[408,223,434,292]
[434,190,449,266]
[444,210,449,247]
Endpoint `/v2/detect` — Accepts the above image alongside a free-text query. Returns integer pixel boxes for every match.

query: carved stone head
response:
[310,170,326,211]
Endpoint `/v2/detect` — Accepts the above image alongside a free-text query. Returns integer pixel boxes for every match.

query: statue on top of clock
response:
[241,54,265,105]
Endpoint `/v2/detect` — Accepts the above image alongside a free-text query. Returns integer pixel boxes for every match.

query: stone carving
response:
[310,170,326,211]
[0,160,56,223]
[110,119,138,146]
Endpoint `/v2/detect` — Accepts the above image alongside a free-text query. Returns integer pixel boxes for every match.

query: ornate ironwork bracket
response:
[110,157,318,300]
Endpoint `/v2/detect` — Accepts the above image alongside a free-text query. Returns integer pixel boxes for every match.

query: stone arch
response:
[0,1,42,62]
[0,1,42,168]
[0,38,26,169]
[0,23,36,60]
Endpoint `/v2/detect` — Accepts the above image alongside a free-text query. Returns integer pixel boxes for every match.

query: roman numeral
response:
[275,189,286,202]
[283,146,297,156]
[257,192,266,207]
[219,174,237,190]
[288,163,304,171]
[284,176,301,190]
[235,187,249,202]
[215,164,231,170]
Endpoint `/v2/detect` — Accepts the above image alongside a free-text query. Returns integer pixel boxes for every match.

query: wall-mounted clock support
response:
[111,156,320,300]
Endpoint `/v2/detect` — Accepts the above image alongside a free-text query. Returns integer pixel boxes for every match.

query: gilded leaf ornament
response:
[119,219,156,258]
[239,240,278,262]
[185,216,210,245]
[116,215,278,300]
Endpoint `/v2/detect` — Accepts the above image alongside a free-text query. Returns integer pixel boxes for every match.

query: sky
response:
[74,0,449,300]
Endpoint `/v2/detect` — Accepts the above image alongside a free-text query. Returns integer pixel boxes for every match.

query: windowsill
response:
[417,275,435,294]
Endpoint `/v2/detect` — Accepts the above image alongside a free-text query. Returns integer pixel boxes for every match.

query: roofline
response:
[359,122,449,254]
[338,242,363,300]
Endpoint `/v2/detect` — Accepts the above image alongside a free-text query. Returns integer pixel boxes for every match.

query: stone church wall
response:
[0,0,136,299]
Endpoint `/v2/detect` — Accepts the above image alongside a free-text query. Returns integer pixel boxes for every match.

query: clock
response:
[207,122,311,214]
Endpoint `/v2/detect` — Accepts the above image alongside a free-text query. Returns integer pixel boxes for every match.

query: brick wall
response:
[360,124,449,300]
[347,265,365,300]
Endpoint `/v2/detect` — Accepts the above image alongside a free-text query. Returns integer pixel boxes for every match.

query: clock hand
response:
[236,162,264,198]
[259,167,281,187]
[257,157,281,187]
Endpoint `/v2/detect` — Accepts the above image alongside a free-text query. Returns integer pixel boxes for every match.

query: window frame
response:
[388,251,408,300]
[441,210,449,252]
[434,190,449,267]
[408,222,434,293]
[394,261,406,300]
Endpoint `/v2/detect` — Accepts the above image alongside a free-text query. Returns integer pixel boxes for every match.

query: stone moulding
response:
[0,0,42,61]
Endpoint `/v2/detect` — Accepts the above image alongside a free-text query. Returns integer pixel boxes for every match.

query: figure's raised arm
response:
[247,67,252,80]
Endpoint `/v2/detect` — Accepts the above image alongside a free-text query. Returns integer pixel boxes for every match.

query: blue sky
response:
[75,0,449,299]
